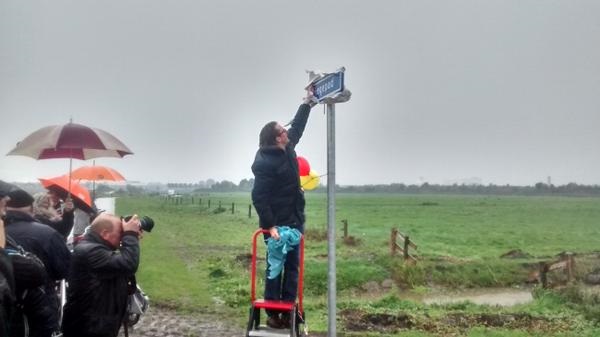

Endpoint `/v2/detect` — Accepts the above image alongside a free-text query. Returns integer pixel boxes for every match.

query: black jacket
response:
[4,210,71,337]
[0,248,15,337]
[3,211,70,282]
[62,230,139,337]
[251,103,311,231]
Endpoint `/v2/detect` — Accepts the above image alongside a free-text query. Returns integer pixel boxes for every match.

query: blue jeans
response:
[264,241,300,317]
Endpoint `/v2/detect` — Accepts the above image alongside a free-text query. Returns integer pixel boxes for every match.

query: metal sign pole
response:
[326,103,337,337]
[310,66,348,337]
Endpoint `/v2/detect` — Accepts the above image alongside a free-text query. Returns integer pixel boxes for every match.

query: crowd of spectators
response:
[0,180,141,337]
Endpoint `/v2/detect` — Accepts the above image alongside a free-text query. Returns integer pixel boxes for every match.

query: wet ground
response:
[340,308,571,336]
[119,288,534,337]
[119,306,243,337]
[119,286,600,336]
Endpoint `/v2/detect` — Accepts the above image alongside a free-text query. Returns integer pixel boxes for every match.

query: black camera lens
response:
[123,215,155,233]
[139,216,154,232]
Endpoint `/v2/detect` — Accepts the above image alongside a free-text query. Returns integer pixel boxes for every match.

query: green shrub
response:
[304,260,389,295]
[391,263,426,289]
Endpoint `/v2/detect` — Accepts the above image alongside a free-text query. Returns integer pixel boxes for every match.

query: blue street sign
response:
[312,71,344,102]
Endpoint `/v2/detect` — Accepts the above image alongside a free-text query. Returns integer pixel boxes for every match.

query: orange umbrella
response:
[71,165,125,182]
[39,175,93,213]
[70,165,125,202]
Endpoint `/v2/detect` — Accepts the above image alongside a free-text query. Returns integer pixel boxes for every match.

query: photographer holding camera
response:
[62,213,142,337]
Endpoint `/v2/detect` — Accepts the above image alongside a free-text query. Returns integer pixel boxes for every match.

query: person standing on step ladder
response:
[251,88,317,329]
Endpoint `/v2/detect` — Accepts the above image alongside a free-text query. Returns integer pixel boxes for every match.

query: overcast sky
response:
[1,1,599,186]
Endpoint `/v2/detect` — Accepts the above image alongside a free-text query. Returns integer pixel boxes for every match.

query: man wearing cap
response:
[0,181,17,337]
[4,188,71,337]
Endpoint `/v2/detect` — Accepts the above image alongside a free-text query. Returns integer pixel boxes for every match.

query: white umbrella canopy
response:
[7,122,133,160]
[7,121,133,197]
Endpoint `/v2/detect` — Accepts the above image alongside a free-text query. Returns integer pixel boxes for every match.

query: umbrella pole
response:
[67,120,72,201]
[68,156,72,199]
[92,160,96,202]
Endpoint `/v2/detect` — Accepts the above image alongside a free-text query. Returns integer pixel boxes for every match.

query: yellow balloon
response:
[301,170,320,190]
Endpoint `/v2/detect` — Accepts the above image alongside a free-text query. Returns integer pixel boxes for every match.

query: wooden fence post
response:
[540,262,549,288]
[565,253,575,282]
[208,199,211,208]
[391,228,418,263]
[391,228,398,256]
[231,202,235,214]
[248,204,252,218]
[342,219,348,239]
[540,253,576,288]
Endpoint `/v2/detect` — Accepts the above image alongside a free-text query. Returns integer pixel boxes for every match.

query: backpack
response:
[0,249,16,337]
[4,235,47,292]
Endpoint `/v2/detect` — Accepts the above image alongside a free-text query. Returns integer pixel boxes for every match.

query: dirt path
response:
[119,306,244,337]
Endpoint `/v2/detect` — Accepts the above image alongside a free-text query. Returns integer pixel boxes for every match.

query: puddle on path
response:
[420,288,533,306]
[354,286,534,307]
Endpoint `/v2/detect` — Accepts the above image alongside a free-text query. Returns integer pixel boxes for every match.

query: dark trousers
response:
[264,245,300,317]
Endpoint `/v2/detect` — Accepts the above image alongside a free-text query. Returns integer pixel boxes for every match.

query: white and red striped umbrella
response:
[7,122,133,160]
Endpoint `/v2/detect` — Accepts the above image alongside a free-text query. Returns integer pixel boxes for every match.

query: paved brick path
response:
[119,306,244,337]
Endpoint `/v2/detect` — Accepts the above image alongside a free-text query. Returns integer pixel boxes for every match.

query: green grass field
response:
[116,193,600,336]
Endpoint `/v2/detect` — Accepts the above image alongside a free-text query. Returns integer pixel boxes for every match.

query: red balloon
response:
[297,156,310,176]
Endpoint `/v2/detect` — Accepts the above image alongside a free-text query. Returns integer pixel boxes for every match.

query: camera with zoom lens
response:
[122,215,155,233]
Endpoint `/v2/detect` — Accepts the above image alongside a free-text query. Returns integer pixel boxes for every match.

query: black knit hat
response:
[0,180,18,198]
[6,189,34,208]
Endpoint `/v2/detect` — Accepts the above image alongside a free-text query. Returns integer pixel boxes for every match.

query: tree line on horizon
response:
[135,180,600,196]
[11,179,600,197]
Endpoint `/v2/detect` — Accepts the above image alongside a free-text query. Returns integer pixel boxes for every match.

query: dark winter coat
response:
[0,248,15,337]
[251,103,311,231]
[4,210,71,337]
[62,230,139,337]
[3,211,70,282]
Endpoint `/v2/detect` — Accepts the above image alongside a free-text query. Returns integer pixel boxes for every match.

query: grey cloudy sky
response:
[1,1,599,186]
